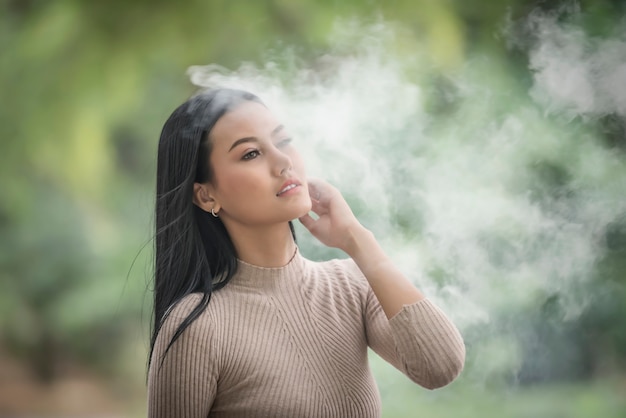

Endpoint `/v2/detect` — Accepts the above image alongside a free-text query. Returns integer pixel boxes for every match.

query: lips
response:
[276,180,301,196]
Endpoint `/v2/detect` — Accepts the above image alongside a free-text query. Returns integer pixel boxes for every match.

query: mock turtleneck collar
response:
[231,247,306,288]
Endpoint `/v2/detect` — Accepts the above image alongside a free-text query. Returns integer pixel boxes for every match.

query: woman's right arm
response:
[147,296,218,418]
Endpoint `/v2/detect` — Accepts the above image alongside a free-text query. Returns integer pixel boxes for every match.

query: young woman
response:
[147,88,465,417]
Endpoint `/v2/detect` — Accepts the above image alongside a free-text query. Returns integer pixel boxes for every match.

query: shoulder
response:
[314,257,366,280]
[159,293,217,339]
[167,293,208,319]
[150,293,220,375]
[306,256,369,295]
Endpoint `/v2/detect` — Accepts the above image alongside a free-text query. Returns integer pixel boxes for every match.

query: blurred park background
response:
[1,0,626,417]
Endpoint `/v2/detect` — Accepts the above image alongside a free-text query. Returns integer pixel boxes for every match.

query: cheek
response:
[212,164,269,207]
[218,170,261,197]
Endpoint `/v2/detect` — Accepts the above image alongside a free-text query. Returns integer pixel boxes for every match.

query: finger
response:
[309,197,327,215]
[298,213,316,231]
[306,178,333,204]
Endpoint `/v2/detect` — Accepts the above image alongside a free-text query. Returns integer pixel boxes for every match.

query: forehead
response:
[210,101,279,145]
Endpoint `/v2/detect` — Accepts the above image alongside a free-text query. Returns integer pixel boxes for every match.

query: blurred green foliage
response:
[1,0,625,415]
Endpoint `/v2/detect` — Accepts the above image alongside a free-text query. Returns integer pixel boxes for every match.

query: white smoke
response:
[524,12,626,119]
[187,15,626,383]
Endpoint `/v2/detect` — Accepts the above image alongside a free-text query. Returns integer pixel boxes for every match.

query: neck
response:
[224,222,296,267]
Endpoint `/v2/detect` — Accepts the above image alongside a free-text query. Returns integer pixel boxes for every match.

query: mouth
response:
[276,180,301,196]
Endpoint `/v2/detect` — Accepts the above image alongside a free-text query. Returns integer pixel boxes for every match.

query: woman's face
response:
[202,101,312,229]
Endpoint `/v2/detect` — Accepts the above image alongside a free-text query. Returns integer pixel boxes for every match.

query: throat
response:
[229,224,297,268]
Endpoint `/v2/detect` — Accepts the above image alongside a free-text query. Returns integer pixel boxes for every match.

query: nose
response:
[271,146,293,177]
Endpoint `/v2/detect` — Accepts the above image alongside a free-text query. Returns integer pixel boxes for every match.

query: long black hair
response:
[149,88,294,367]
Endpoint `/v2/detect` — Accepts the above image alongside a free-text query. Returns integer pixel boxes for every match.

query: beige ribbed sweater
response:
[148,250,465,417]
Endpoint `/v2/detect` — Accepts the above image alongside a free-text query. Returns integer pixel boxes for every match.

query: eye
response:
[242,149,260,160]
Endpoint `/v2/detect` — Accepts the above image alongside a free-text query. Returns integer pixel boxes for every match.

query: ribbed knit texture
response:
[147,249,465,417]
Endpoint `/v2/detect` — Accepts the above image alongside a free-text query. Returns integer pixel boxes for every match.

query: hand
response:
[298,178,365,253]
[300,180,426,319]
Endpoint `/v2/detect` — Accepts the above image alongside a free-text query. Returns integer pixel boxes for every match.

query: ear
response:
[193,183,220,214]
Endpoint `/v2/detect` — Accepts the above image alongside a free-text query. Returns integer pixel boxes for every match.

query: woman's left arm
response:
[299,178,425,317]
[299,178,465,388]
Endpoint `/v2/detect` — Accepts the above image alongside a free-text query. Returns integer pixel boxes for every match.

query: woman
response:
[148,88,465,417]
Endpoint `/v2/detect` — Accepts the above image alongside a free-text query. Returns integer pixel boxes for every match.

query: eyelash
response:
[242,150,260,160]
[241,138,293,161]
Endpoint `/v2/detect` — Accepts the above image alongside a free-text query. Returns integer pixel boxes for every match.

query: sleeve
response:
[352,263,466,390]
[147,295,218,417]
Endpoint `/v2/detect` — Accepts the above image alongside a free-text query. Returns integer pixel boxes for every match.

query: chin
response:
[291,199,312,220]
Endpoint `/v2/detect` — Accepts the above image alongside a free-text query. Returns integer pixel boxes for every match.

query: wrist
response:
[342,224,376,258]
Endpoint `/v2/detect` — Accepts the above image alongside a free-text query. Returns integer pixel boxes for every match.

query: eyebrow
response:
[228,137,258,152]
[228,125,285,152]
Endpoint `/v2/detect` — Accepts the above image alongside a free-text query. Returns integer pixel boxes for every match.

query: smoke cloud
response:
[187,14,626,385]
[523,11,626,119]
